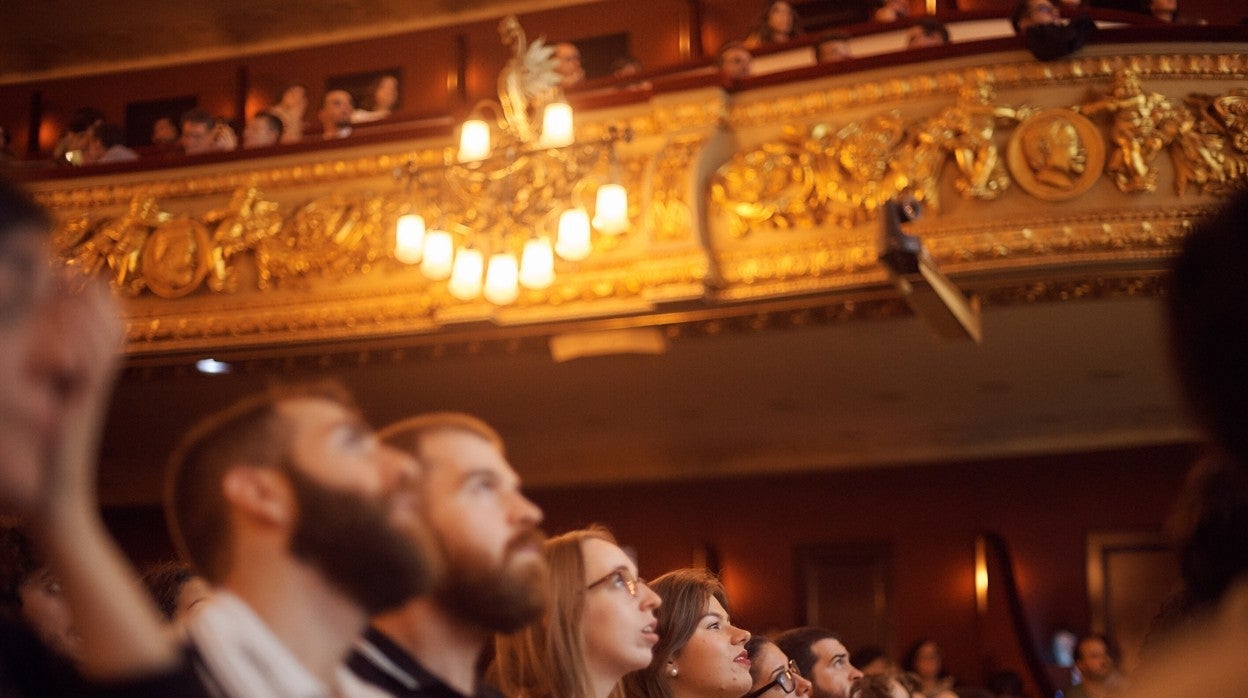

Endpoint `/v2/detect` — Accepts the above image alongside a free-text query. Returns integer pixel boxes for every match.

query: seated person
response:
[268,83,308,144]
[718,41,753,81]
[351,74,399,123]
[52,107,103,165]
[82,122,138,164]
[1011,0,1096,61]
[1,527,80,662]
[319,90,355,139]
[815,32,854,63]
[746,1,802,48]
[242,111,284,149]
[554,43,586,88]
[180,109,236,155]
[873,0,912,22]
[906,19,950,48]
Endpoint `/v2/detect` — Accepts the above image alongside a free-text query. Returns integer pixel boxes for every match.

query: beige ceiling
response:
[0,0,590,82]
[96,293,1199,507]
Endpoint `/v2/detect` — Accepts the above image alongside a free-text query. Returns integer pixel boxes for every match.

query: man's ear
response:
[222,465,293,527]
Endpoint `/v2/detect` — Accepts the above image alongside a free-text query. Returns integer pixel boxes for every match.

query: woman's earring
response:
[669,667,679,678]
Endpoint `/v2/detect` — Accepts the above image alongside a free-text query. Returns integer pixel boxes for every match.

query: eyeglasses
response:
[745,660,801,698]
[586,567,647,598]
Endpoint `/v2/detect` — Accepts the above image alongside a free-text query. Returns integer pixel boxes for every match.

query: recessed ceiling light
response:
[195,358,233,375]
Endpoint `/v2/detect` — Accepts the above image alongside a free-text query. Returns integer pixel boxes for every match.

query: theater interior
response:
[3,0,1245,693]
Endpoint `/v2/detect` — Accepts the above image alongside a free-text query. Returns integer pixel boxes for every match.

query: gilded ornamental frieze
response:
[29,43,1248,357]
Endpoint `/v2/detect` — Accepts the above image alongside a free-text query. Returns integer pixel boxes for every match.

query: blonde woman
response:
[493,526,661,697]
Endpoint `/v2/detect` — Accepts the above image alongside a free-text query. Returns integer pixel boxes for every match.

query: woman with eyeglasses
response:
[492,525,661,698]
[743,637,812,697]
[622,568,752,698]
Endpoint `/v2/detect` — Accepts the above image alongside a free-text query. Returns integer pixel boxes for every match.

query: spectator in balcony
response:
[268,83,308,144]
[180,109,236,155]
[906,18,951,48]
[815,32,854,63]
[1147,0,1205,24]
[554,43,586,88]
[52,107,103,165]
[242,111,284,149]
[319,90,355,140]
[746,1,802,48]
[150,116,181,153]
[873,0,913,22]
[82,123,138,164]
[611,57,650,91]
[352,74,399,124]
[718,41,753,81]
[1011,0,1096,60]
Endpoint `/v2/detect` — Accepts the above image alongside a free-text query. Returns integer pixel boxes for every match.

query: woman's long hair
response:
[621,568,729,698]
[492,525,620,698]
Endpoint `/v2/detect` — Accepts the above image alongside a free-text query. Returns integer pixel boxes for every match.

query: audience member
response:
[140,561,212,624]
[166,381,436,696]
[775,627,864,698]
[901,638,954,697]
[745,637,814,697]
[151,117,180,149]
[1011,0,1096,61]
[349,412,547,697]
[554,43,586,88]
[873,0,913,22]
[906,19,951,48]
[242,111,284,149]
[269,83,309,144]
[746,1,802,48]
[850,674,912,698]
[718,41,753,81]
[319,90,355,140]
[180,109,236,155]
[0,527,80,661]
[352,74,400,123]
[492,525,661,698]
[1065,634,1123,697]
[815,32,854,63]
[52,107,104,164]
[621,568,752,698]
[0,173,205,695]
[83,122,139,164]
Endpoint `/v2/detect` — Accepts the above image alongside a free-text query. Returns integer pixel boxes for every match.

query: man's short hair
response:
[254,111,284,139]
[717,40,749,66]
[775,626,844,679]
[164,381,357,583]
[1168,188,1248,464]
[914,18,950,43]
[179,108,216,130]
[379,412,504,462]
[66,107,104,135]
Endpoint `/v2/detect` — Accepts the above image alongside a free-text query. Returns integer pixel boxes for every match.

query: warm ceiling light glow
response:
[483,252,520,305]
[395,213,426,264]
[539,101,574,148]
[458,118,491,163]
[519,236,555,290]
[975,535,988,616]
[195,358,233,374]
[593,183,629,235]
[447,247,484,300]
[421,229,455,280]
[555,207,592,261]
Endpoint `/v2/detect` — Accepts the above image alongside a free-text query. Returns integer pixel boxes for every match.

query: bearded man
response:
[349,413,547,698]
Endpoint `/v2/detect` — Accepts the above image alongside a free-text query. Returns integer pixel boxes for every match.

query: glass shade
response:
[592,183,629,235]
[538,101,574,148]
[519,236,555,290]
[447,247,485,300]
[420,229,455,280]
[483,252,520,305]
[394,213,426,264]
[555,207,592,261]
[458,119,491,162]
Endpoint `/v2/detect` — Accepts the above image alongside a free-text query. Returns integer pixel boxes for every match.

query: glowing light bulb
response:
[483,252,520,305]
[592,183,628,235]
[395,213,426,264]
[447,247,484,300]
[519,236,555,290]
[458,119,491,162]
[421,229,455,280]
[555,207,592,261]
[539,101,574,148]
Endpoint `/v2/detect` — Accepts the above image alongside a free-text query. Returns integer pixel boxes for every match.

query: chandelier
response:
[393,15,632,305]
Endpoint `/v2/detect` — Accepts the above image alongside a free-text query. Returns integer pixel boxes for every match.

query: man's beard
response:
[285,465,435,615]
[431,526,548,633]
